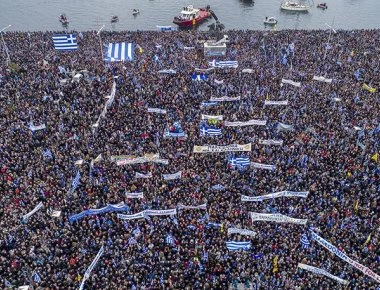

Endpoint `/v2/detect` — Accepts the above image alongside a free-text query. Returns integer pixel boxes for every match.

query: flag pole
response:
[0,24,11,65]
[323,17,336,61]
[97,25,105,66]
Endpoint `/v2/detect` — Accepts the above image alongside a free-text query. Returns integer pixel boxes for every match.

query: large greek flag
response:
[52,34,78,51]
[226,241,251,251]
[209,60,238,68]
[104,42,134,62]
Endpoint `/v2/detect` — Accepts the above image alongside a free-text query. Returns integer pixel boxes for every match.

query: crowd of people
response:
[0,28,379,290]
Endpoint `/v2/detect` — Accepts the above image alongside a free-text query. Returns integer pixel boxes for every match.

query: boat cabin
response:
[179,5,200,20]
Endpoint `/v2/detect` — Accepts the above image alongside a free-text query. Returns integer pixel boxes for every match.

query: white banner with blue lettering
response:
[227,228,256,237]
[126,192,144,199]
[177,203,207,210]
[163,171,182,180]
[251,162,276,170]
[258,139,283,146]
[311,231,380,283]
[201,114,223,121]
[224,119,267,127]
[242,191,309,201]
[281,78,301,87]
[264,100,289,105]
[118,209,177,220]
[312,76,332,83]
[298,263,348,285]
[250,212,307,225]
[210,96,241,102]
[148,108,167,114]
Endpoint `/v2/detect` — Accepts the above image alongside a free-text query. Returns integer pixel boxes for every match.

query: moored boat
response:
[132,9,140,15]
[280,1,311,11]
[264,16,278,25]
[59,14,69,25]
[111,16,119,23]
[173,5,212,27]
[317,3,328,9]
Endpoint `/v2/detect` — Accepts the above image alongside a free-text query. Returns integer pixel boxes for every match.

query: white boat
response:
[264,17,278,25]
[281,1,311,11]
[132,9,140,15]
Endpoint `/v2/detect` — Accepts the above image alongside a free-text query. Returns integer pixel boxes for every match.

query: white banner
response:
[183,46,195,50]
[214,79,224,84]
[201,114,223,121]
[147,108,167,114]
[264,100,288,105]
[193,143,251,153]
[29,124,46,131]
[209,96,241,102]
[258,139,283,146]
[117,212,146,220]
[242,191,309,201]
[311,231,380,283]
[298,263,348,285]
[177,203,207,210]
[250,212,308,225]
[227,228,256,237]
[251,162,276,170]
[312,76,332,83]
[126,192,144,199]
[242,68,253,73]
[144,209,177,216]
[117,154,168,166]
[224,119,267,127]
[281,78,301,87]
[22,202,43,221]
[135,172,153,179]
[162,171,182,180]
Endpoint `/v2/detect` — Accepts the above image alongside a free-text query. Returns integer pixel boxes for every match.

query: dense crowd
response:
[0,28,379,290]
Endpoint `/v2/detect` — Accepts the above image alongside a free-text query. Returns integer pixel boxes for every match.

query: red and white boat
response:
[173,5,212,27]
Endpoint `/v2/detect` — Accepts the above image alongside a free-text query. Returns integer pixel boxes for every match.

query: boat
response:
[59,14,69,25]
[173,5,212,27]
[264,16,278,25]
[132,9,140,15]
[111,16,119,23]
[317,3,328,9]
[280,1,311,11]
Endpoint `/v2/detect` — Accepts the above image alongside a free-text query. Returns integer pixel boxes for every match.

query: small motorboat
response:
[173,5,212,27]
[59,14,69,25]
[317,3,328,9]
[111,15,119,23]
[132,9,140,15]
[264,16,278,25]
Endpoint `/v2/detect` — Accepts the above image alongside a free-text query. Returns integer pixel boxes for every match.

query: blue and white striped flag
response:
[301,233,310,249]
[200,127,222,136]
[166,235,175,245]
[104,42,134,62]
[226,241,251,251]
[32,272,41,283]
[191,73,208,81]
[43,148,53,159]
[229,157,250,167]
[209,60,238,68]
[71,170,81,191]
[128,237,137,246]
[132,226,141,236]
[52,34,78,51]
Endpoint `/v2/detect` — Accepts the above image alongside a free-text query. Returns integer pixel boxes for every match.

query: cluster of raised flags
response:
[191,73,208,81]
[166,235,175,245]
[104,42,134,62]
[32,272,41,283]
[43,148,53,159]
[52,34,78,51]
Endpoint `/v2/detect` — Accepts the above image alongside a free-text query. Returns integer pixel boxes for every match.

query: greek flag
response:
[43,148,53,159]
[32,272,41,283]
[209,60,238,68]
[226,241,251,251]
[301,233,310,249]
[133,226,141,236]
[229,157,250,167]
[166,235,175,245]
[128,237,137,246]
[104,42,134,62]
[200,127,222,136]
[71,170,81,191]
[52,34,78,51]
